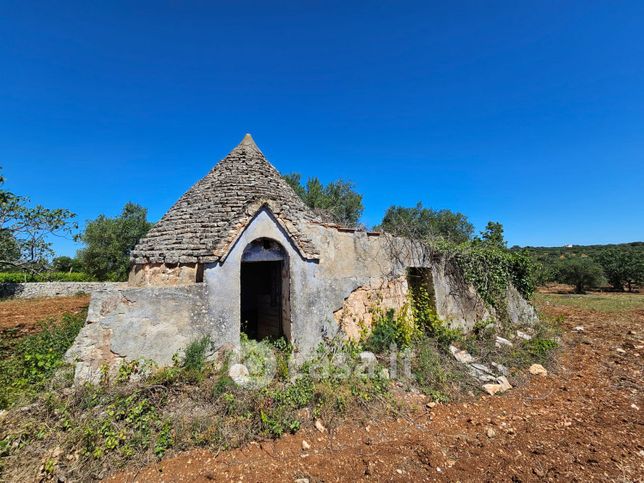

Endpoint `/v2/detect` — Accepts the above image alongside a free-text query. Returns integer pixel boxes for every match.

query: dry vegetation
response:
[111,290,644,482]
[1,290,641,481]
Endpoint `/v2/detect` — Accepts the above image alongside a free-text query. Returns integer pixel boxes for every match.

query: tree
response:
[51,255,82,273]
[597,248,644,292]
[556,256,604,294]
[378,202,474,244]
[78,203,153,281]
[479,221,506,248]
[0,172,77,273]
[283,173,364,227]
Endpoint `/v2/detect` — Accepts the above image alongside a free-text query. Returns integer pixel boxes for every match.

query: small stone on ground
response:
[529,364,548,376]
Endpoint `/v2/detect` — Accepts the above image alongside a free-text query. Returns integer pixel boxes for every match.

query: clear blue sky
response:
[2,1,643,257]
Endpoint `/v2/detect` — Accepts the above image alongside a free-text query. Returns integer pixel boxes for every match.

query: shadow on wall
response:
[0,283,25,299]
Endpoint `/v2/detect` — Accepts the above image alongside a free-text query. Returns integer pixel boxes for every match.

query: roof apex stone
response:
[131,135,320,265]
[239,133,259,150]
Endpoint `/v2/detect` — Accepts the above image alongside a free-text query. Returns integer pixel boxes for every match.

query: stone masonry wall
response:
[0,282,127,299]
[65,284,209,384]
[128,263,199,287]
[333,276,409,341]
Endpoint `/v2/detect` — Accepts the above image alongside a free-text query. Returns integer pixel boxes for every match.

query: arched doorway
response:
[240,238,290,341]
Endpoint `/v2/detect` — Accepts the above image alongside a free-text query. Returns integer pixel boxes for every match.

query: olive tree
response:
[283,173,364,227]
[77,203,153,281]
[378,202,474,244]
[556,256,604,294]
[0,172,76,273]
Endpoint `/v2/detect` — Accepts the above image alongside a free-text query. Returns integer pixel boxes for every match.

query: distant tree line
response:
[518,243,644,293]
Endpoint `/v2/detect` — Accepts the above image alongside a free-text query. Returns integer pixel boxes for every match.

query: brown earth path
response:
[111,300,643,482]
[0,295,90,334]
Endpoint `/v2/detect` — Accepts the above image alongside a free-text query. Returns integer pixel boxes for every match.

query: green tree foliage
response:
[282,173,364,227]
[556,256,604,294]
[378,202,474,244]
[0,171,77,273]
[0,229,20,268]
[78,202,153,281]
[479,221,506,248]
[519,242,643,290]
[51,255,82,273]
[597,248,644,292]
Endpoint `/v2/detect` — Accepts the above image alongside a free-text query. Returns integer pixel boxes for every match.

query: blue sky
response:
[1,0,643,256]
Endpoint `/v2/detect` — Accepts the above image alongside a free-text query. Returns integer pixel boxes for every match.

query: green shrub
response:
[81,392,171,460]
[364,308,417,352]
[0,272,96,283]
[182,337,211,374]
[271,337,294,381]
[410,287,461,346]
[454,246,537,312]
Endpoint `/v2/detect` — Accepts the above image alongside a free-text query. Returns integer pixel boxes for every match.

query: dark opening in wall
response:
[196,263,204,283]
[407,267,436,312]
[241,260,284,340]
[240,238,291,342]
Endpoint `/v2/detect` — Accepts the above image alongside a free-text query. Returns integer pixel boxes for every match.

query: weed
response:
[410,336,473,401]
[364,308,417,353]
[116,360,140,384]
[0,312,85,409]
[182,337,211,373]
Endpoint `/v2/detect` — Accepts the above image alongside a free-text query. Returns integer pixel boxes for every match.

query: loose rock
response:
[359,351,377,366]
[449,345,474,364]
[315,420,327,433]
[228,364,249,385]
[497,376,512,391]
[529,364,548,376]
[495,336,513,348]
[517,330,533,341]
[491,362,509,375]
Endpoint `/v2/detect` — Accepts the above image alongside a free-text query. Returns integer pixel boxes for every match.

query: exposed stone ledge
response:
[0,282,127,299]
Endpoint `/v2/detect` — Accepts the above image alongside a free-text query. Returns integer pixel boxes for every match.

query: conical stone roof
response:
[131,134,320,265]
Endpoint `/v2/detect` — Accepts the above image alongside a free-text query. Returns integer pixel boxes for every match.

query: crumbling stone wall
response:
[67,209,537,383]
[429,255,493,330]
[333,276,409,341]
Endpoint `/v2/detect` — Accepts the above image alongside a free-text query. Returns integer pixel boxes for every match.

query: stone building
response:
[66,135,536,382]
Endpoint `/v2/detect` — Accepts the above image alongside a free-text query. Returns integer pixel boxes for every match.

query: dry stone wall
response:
[0,282,127,299]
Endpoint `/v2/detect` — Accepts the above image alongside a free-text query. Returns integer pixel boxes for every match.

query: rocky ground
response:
[109,293,643,482]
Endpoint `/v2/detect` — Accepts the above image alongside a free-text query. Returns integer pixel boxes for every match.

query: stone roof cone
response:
[131,134,320,265]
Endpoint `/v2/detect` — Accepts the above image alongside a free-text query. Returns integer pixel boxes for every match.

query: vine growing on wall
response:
[441,244,537,318]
